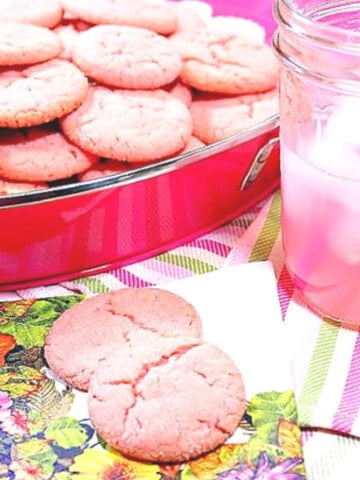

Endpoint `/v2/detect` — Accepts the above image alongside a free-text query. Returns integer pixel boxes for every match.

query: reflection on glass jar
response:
[273,0,360,324]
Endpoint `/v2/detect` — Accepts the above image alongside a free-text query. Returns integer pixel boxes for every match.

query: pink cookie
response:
[88,337,246,462]
[54,20,91,61]
[204,16,266,45]
[179,134,205,152]
[163,135,205,160]
[163,79,193,108]
[0,59,89,128]
[78,135,204,180]
[61,0,178,35]
[78,159,133,181]
[72,25,182,89]
[61,86,193,162]
[0,0,63,28]
[106,288,203,337]
[0,126,98,182]
[178,0,213,20]
[0,22,61,66]
[170,29,279,94]
[44,288,203,391]
[0,178,48,196]
[190,89,279,144]
[173,2,207,31]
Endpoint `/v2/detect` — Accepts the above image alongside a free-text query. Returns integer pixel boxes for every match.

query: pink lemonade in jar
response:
[281,107,360,322]
[273,0,360,324]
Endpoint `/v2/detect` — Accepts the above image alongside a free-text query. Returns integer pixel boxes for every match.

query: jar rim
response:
[274,0,360,53]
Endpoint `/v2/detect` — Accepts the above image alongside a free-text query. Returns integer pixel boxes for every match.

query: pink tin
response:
[0,0,279,291]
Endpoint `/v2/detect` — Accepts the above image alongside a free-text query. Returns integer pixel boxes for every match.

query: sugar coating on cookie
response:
[0,23,61,66]
[190,89,279,144]
[0,59,89,128]
[0,126,98,182]
[88,339,246,462]
[72,25,182,89]
[44,288,203,390]
[170,29,279,94]
[0,0,63,28]
[61,86,193,162]
[61,0,178,35]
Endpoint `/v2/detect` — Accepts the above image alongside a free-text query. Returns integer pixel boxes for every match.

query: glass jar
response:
[272,0,360,325]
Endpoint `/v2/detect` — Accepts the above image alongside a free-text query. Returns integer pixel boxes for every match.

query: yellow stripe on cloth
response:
[249,190,281,262]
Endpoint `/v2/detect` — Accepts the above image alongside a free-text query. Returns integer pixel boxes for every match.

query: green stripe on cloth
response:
[71,277,111,294]
[156,252,218,275]
[231,215,258,231]
[249,191,281,262]
[298,321,339,424]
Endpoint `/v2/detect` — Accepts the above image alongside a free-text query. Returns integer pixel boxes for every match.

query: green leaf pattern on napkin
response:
[0,296,84,350]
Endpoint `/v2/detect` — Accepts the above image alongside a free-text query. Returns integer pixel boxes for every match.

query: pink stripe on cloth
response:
[191,237,233,258]
[111,267,155,287]
[277,265,295,320]
[332,332,360,434]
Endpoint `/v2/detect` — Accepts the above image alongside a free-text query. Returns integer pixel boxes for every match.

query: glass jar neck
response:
[273,0,360,91]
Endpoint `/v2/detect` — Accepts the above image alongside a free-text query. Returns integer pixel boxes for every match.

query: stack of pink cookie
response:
[0,0,279,196]
[44,287,247,463]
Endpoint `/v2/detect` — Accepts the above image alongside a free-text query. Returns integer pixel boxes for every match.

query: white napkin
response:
[163,261,291,399]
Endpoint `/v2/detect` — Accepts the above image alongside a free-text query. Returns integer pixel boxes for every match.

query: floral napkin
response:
[0,262,306,479]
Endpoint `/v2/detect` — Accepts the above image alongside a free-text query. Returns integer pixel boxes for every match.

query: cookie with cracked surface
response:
[0,22,61,66]
[44,288,202,391]
[0,0,63,28]
[60,86,193,162]
[0,126,98,182]
[61,0,178,35]
[88,337,246,462]
[0,59,89,128]
[190,89,279,144]
[170,28,279,95]
[72,25,182,89]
